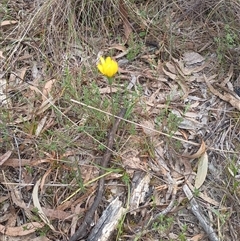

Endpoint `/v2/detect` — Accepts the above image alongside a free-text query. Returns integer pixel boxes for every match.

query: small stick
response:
[183,184,219,241]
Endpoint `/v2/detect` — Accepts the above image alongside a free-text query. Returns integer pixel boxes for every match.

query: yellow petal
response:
[97,56,118,78]
[97,64,104,74]
[105,56,112,64]
[100,57,105,65]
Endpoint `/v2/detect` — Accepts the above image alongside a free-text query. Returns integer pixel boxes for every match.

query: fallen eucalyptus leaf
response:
[195,151,208,189]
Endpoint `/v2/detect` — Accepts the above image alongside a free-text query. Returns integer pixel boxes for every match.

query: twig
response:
[69,108,126,241]
[183,184,219,241]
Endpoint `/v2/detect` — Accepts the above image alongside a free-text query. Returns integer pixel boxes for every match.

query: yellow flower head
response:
[97,56,118,78]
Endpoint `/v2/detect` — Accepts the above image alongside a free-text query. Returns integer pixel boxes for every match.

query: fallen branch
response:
[183,184,219,241]
[69,108,126,241]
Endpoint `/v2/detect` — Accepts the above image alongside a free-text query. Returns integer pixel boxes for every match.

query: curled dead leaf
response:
[182,139,206,159]
[32,179,56,231]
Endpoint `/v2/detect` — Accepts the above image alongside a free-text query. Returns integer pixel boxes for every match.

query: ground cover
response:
[1,0,240,240]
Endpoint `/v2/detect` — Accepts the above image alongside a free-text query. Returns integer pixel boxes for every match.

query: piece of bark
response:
[87,197,126,241]
[129,171,151,215]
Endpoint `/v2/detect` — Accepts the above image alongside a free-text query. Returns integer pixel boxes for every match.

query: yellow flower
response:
[97,56,118,78]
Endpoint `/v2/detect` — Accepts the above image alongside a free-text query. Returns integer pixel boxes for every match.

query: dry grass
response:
[1,0,240,241]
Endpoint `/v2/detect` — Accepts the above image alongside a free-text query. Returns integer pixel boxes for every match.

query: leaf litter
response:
[1,1,240,240]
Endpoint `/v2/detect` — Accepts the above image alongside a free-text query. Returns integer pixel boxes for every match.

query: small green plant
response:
[151,194,157,209]
[211,207,230,229]
[121,171,130,186]
[126,36,143,61]
[25,165,34,174]
[0,1,10,21]
[193,187,200,197]
[30,207,42,222]
[178,224,187,241]
[214,24,238,62]
[167,112,183,136]
[36,225,51,237]
[152,215,174,235]
[139,136,155,158]
[224,24,237,48]
[227,157,240,193]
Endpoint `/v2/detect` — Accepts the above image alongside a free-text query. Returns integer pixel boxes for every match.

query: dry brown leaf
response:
[0,151,12,165]
[195,151,208,189]
[40,168,52,195]
[162,66,177,80]
[70,204,83,236]
[119,0,132,43]
[42,79,57,102]
[0,233,50,241]
[2,158,51,167]
[6,208,17,227]
[184,112,199,118]
[18,67,28,81]
[108,44,127,52]
[183,52,205,66]
[0,222,44,236]
[121,149,146,174]
[176,78,189,99]
[124,156,142,170]
[32,179,56,231]
[176,58,207,76]
[183,139,206,159]
[224,93,240,111]
[165,62,177,74]
[204,75,240,111]
[141,120,156,137]
[1,20,18,26]
[35,115,48,137]
[189,233,205,241]
[41,208,72,220]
